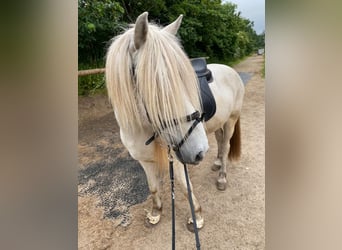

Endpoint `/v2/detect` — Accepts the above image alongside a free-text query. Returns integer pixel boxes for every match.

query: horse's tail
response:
[154,141,168,175]
[228,118,241,161]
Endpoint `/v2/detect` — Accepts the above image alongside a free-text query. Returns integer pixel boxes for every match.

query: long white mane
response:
[106,23,202,138]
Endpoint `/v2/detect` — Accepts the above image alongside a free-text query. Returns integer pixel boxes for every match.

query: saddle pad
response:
[190,58,216,122]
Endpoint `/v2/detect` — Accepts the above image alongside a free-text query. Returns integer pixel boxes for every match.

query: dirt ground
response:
[78,55,265,249]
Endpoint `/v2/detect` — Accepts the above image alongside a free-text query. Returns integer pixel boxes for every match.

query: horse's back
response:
[205,64,245,133]
[208,64,244,93]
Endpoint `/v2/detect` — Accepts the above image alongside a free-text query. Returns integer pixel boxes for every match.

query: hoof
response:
[144,210,161,227]
[144,216,160,228]
[211,163,221,171]
[186,217,204,233]
[216,179,227,191]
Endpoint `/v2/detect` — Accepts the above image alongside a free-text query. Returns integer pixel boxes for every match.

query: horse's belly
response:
[204,90,234,133]
[205,118,222,134]
[204,64,244,134]
[205,114,229,134]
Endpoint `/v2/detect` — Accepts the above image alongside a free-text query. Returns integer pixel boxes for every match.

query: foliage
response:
[78,0,263,95]
[119,0,167,23]
[256,31,265,49]
[78,0,124,62]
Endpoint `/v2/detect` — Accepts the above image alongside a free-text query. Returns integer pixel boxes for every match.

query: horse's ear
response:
[162,15,183,35]
[134,12,149,50]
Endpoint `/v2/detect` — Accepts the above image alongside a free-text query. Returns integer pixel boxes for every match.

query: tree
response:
[256,31,265,48]
[78,0,262,94]
[119,0,167,24]
[78,0,124,63]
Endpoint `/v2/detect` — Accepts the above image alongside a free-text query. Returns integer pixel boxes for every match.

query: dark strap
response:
[169,160,201,250]
[145,111,203,146]
[169,160,176,250]
[145,132,158,146]
[172,113,204,151]
[184,164,201,250]
[181,111,201,122]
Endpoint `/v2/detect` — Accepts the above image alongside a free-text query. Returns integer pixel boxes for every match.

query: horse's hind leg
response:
[216,117,239,191]
[139,160,163,226]
[173,161,204,232]
[212,128,224,171]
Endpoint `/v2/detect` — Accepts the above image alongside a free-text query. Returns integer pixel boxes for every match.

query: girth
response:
[190,58,216,122]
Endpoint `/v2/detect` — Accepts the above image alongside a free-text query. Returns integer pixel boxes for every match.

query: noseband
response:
[145,110,205,152]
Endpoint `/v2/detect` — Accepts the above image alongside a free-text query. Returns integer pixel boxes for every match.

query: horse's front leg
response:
[139,160,163,226]
[173,160,204,232]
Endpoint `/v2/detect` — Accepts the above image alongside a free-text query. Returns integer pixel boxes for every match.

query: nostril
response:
[195,151,204,162]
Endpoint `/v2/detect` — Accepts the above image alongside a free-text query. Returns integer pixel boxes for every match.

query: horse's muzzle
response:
[195,151,205,162]
[175,150,206,165]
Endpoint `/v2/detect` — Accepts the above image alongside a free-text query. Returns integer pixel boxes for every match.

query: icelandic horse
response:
[105,12,244,230]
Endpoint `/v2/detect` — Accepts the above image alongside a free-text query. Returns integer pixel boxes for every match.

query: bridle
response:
[131,59,202,249]
[131,57,205,153]
[145,110,205,150]
[168,149,201,250]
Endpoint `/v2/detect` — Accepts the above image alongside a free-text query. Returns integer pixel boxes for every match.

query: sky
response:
[223,0,265,34]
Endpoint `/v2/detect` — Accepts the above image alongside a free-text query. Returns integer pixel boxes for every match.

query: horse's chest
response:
[120,129,155,161]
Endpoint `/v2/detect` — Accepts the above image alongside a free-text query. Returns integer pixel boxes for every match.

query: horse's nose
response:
[195,151,204,162]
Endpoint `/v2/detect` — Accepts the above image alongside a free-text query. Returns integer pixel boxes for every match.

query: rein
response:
[168,149,201,250]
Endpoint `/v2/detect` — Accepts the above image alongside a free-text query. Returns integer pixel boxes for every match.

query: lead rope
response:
[168,149,176,250]
[184,164,201,250]
[168,148,201,250]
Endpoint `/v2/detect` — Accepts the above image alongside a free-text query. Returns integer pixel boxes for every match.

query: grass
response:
[207,55,249,67]
[261,54,265,78]
[227,55,249,67]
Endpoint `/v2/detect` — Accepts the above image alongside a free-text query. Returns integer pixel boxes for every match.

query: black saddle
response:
[190,58,216,121]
